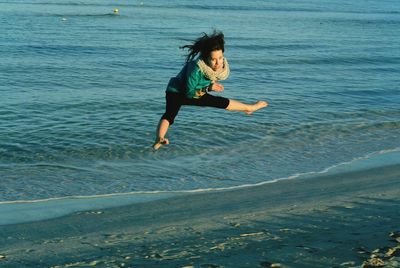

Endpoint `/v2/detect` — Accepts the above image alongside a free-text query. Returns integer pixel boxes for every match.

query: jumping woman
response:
[153,30,268,150]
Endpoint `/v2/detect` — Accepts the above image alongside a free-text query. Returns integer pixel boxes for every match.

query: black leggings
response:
[161,92,230,125]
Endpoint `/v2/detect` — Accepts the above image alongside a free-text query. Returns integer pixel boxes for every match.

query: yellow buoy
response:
[113,8,119,14]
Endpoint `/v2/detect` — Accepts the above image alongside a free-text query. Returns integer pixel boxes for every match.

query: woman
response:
[153,31,268,150]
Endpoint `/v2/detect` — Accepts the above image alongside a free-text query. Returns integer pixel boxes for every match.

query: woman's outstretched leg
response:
[226,99,268,114]
[153,118,170,150]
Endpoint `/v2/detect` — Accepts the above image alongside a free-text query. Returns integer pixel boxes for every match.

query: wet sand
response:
[0,164,399,268]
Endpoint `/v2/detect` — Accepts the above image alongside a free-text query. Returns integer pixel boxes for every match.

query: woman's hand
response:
[211,83,224,92]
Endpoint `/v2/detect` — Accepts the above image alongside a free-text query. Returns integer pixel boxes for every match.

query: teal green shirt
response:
[166,59,212,99]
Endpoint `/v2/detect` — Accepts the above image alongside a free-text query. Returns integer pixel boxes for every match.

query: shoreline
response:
[0,164,399,267]
[2,148,399,226]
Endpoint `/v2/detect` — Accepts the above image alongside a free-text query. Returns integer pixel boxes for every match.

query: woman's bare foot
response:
[153,137,169,150]
[246,101,268,115]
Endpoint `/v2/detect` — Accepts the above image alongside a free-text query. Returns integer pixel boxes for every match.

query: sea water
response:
[1,0,399,212]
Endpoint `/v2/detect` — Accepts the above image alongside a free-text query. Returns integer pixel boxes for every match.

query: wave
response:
[54,13,120,17]
[2,1,399,15]
[233,44,317,51]
[3,147,398,206]
[0,1,130,7]
[1,147,399,226]
[257,56,400,66]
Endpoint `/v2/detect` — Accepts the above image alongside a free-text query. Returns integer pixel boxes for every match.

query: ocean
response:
[1,0,399,222]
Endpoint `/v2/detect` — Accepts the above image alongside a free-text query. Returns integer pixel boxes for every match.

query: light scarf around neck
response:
[197,57,230,82]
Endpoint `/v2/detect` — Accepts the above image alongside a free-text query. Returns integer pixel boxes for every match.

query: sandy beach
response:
[0,164,399,268]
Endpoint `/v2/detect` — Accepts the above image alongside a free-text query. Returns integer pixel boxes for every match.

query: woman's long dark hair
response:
[180,30,225,62]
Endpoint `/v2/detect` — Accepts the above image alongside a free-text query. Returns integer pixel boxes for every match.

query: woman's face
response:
[208,50,224,71]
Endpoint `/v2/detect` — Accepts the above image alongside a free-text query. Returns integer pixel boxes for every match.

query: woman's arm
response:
[210,83,224,92]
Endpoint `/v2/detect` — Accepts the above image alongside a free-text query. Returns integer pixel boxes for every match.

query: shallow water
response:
[1,0,400,202]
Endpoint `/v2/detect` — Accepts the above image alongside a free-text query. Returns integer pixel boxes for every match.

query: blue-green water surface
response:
[1,0,399,202]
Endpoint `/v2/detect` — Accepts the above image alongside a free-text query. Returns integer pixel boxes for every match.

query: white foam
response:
[1,148,399,226]
[0,192,179,226]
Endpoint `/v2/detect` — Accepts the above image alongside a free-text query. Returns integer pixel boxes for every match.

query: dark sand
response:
[1,164,399,268]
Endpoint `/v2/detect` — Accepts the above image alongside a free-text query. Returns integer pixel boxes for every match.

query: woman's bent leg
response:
[153,119,170,150]
[153,92,183,150]
[156,119,170,139]
[226,99,268,114]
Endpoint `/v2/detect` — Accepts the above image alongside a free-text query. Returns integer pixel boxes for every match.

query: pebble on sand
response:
[386,247,400,257]
[389,231,400,238]
[260,261,281,268]
[362,257,385,268]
